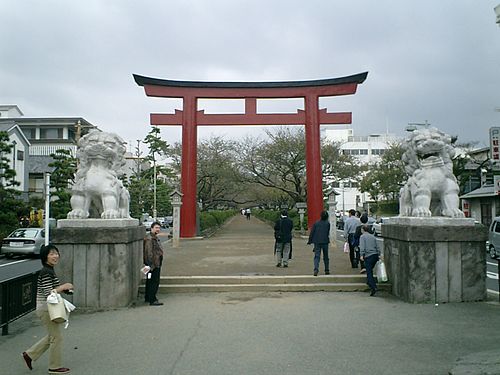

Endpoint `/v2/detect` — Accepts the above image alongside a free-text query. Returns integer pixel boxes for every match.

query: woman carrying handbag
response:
[22,244,74,374]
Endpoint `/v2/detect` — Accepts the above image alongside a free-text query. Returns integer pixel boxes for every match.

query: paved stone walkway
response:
[162,214,354,277]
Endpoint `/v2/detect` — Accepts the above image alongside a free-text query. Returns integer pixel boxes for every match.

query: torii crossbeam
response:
[134,72,368,237]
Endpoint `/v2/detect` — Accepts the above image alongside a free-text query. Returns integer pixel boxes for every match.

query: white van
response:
[487,217,500,259]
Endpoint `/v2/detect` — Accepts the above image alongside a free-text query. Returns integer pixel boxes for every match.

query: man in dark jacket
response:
[143,222,164,306]
[274,210,294,267]
[308,211,331,276]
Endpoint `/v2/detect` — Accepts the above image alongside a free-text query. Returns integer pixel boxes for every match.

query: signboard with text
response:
[490,127,500,170]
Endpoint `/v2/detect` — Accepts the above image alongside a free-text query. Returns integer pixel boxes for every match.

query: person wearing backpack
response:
[274,210,294,268]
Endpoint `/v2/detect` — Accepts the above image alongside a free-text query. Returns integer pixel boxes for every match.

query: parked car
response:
[142,219,155,231]
[0,228,45,258]
[373,217,392,237]
[487,217,500,259]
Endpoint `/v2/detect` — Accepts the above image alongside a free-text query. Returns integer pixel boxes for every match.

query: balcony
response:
[29,145,76,157]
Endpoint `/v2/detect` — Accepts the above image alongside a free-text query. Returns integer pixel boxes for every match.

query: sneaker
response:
[283,264,288,268]
[150,300,163,306]
[370,289,377,297]
[360,269,366,274]
[325,271,330,275]
[22,352,32,370]
[48,368,70,374]
[313,271,318,276]
[276,263,281,267]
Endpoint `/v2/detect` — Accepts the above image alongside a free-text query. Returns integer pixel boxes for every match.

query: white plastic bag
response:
[47,291,68,323]
[343,242,349,254]
[375,260,388,282]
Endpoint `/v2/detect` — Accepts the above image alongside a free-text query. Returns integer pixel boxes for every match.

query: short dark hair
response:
[281,209,288,217]
[349,209,356,216]
[151,221,161,228]
[362,224,371,233]
[360,214,368,224]
[320,211,329,221]
[40,244,59,266]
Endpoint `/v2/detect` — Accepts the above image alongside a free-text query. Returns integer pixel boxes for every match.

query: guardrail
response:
[0,260,40,335]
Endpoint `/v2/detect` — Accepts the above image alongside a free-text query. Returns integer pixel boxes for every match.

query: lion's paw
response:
[67,209,89,219]
[442,208,465,218]
[101,209,120,219]
[412,207,432,217]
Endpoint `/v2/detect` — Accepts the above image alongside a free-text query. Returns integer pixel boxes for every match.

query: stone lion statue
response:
[67,130,131,219]
[399,127,464,218]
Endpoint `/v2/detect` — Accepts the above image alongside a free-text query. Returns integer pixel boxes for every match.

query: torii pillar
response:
[134,73,368,238]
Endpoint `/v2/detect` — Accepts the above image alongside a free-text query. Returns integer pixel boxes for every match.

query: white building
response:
[322,125,401,214]
[0,105,98,200]
[0,122,30,199]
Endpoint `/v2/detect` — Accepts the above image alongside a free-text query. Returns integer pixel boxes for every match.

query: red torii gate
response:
[134,72,368,238]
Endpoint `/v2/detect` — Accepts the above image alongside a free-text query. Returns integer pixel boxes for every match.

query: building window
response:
[359,149,368,155]
[17,150,24,161]
[350,149,360,155]
[40,128,63,139]
[371,149,386,155]
[22,128,36,139]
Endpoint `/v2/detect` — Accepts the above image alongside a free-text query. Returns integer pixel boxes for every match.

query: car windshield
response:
[9,228,40,239]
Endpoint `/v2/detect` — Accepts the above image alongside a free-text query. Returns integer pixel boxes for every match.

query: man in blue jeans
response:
[308,211,330,276]
[359,224,381,296]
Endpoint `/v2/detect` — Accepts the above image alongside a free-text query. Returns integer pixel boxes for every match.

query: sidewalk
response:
[1,293,499,374]
[163,214,353,276]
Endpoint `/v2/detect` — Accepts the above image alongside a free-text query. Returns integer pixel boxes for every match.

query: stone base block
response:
[383,222,487,303]
[57,218,139,228]
[52,225,145,309]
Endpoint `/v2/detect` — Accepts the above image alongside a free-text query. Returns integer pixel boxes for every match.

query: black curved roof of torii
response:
[133,72,368,89]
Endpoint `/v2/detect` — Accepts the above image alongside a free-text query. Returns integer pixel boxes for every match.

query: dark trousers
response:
[145,267,161,303]
[364,254,380,291]
[313,243,329,273]
[355,248,365,269]
[348,234,357,268]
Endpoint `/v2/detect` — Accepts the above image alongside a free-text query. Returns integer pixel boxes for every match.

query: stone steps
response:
[140,275,391,293]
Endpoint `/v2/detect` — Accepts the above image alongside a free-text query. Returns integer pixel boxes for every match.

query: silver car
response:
[0,228,46,258]
[487,217,500,259]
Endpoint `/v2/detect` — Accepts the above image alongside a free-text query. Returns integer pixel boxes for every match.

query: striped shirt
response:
[36,265,60,310]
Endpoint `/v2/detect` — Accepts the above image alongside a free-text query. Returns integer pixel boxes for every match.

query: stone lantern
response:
[295,202,307,234]
[170,189,183,248]
[325,188,339,246]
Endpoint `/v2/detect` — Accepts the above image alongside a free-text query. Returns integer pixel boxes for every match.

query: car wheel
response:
[490,246,497,259]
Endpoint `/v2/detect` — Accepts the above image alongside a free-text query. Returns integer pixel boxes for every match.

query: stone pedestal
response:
[383,217,487,303]
[52,219,145,309]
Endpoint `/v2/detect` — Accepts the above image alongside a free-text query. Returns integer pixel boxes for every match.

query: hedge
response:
[254,209,308,231]
[200,210,237,232]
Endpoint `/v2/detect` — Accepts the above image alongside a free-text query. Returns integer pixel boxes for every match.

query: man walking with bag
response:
[359,225,381,296]
[274,210,294,268]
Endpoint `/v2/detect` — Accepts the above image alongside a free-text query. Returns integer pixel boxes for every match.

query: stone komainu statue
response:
[399,127,465,218]
[67,130,131,219]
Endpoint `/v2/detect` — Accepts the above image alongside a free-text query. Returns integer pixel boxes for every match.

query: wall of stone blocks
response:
[52,226,145,309]
[383,223,487,303]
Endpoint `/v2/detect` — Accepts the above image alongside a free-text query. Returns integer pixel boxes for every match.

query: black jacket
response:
[274,217,294,243]
[308,219,330,245]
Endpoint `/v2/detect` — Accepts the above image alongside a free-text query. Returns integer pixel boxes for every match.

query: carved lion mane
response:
[399,127,464,218]
[67,130,131,219]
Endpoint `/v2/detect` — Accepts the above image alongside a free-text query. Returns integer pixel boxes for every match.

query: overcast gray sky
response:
[1,0,499,149]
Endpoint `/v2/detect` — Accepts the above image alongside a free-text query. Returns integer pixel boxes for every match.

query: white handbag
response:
[47,291,68,323]
[375,260,388,282]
